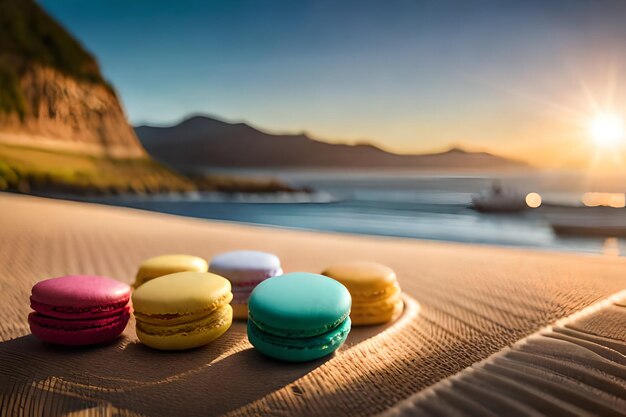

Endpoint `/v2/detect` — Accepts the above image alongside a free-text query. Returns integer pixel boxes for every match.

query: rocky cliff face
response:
[0,0,145,158]
[0,63,145,158]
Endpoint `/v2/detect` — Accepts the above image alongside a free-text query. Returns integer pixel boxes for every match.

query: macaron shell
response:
[351,298,404,325]
[209,250,282,285]
[132,272,231,315]
[136,305,233,350]
[248,273,351,337]
[31,275,131,310]
[28,309,130,345]
[322,261,397,294]
[247,317,351,362]
[134,254,208,288]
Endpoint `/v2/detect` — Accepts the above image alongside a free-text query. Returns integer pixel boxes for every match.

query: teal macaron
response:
[247,272,352,362]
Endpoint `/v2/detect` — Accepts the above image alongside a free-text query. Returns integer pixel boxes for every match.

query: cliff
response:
[0,0,302,196]
[0,0,145,158]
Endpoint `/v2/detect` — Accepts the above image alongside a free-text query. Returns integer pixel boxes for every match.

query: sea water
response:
[95,169,626,256]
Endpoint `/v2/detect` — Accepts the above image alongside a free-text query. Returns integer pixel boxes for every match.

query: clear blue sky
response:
[39,0,626,162]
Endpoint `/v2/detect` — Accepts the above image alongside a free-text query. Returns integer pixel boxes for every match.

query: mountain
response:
[135,115,529,171]
[0,0,145,157]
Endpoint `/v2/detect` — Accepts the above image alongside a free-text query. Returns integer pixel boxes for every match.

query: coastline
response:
[0,143,302,196]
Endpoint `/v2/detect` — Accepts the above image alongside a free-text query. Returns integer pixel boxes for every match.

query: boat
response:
[550,221,626,237]
[543,193,626,237]
[546,206,626,237]
[470,182,529,213]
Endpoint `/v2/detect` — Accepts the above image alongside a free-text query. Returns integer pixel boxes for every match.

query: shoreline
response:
[0,143,305,196]
[62,192,624,258]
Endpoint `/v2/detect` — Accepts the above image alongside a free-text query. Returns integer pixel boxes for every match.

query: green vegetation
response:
[0,0,106,85]
[0,144,195,195]
[0,1,300,196]
[0,144,300,196]
[0,0,112,116]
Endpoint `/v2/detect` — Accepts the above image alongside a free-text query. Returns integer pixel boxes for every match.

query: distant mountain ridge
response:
[135,115,529,171]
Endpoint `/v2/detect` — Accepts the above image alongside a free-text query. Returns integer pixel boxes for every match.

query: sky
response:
[39,0,626,166]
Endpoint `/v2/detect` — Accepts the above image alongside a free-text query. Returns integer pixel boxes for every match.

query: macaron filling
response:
[351,285,402,308]
[348,283,401,303]
[29,309,130,331]
[232,291,253,305]
[134,292,233,325]
[227,269,284,303]
[136,305,232,337]
[248,310,351,338]
[248,316,351,350]
[30,298,129,319]
[210,268,283,284]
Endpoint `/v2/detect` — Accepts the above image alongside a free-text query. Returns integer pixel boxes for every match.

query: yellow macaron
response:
[322,261,403,325]
[132,272,233,350]
[133,254,208,288]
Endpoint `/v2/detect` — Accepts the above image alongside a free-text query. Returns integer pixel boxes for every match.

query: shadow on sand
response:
[0,313,404,416]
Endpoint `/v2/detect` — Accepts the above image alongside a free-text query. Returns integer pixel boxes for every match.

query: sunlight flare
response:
[589,113,624,148]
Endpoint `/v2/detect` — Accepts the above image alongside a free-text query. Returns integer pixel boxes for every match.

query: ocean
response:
[94,169,626,256]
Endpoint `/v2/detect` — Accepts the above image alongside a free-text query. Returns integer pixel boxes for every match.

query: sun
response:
[589,113,624,148]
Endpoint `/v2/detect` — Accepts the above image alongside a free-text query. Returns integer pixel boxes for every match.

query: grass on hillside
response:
[0,144,195,195]
[0,144,301,196]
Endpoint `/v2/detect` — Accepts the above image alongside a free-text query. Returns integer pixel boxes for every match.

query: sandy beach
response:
[1,193,626,416]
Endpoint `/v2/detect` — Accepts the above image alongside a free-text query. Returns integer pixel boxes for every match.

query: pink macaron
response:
[28,275,131,346]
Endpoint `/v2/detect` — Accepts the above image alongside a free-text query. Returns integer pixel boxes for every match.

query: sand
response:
[1,193,625,416]
[383,290,626,416]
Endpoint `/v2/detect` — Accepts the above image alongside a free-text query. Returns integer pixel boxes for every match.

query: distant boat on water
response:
[470,182,534,213]
[546,194,626,237]
[550,220,626,237]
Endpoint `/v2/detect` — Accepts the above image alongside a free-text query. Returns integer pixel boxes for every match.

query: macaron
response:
[28,275,131,345]
[247,272,351,362]
[209,250,283,319]
[132,272,233,350]
[133,254,208,288]
[322,261,403,325]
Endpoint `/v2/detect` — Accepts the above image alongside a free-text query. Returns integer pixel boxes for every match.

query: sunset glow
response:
[589,113,624,149]
[581,192,626,208]
[37,0,626,168]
